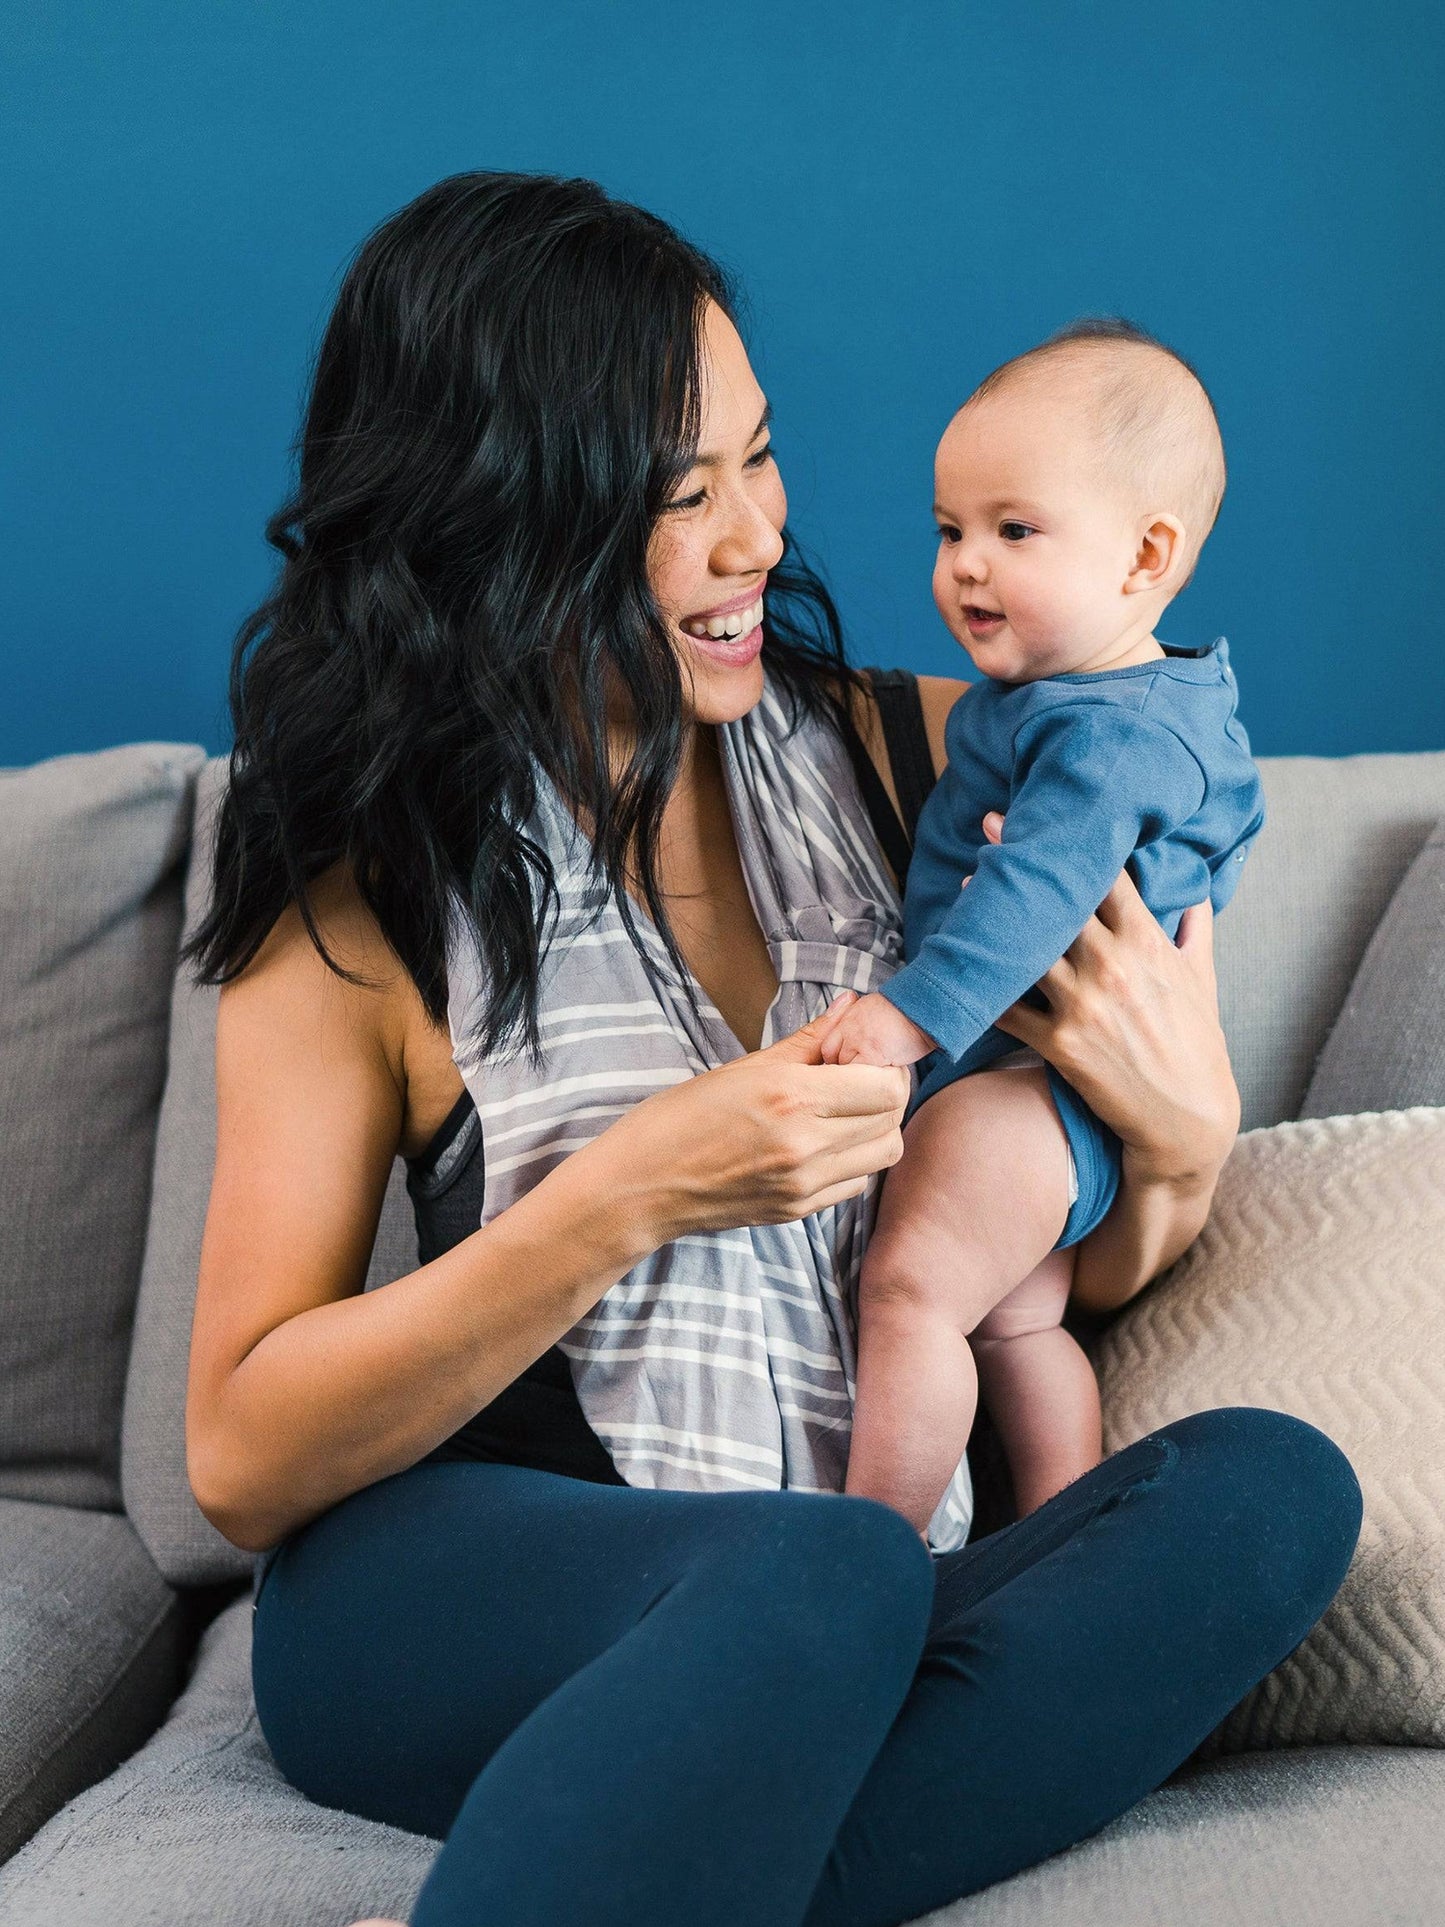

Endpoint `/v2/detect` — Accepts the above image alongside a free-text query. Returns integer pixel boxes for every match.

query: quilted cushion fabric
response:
[1095,1109,1445,1748]
[0,741,203,1507]
[121,758,423,1588]
[1300,817,1445,1117]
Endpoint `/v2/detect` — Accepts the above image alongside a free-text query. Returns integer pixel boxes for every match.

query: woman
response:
[184,172,1360,1927]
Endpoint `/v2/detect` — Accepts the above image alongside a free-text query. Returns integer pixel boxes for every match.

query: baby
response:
[822,317,1264,1543]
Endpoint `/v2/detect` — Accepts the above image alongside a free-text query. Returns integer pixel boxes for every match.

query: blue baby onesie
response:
[880,636,1264,1247]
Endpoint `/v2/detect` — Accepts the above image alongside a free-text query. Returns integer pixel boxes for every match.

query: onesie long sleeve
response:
[880,639,1264,1075]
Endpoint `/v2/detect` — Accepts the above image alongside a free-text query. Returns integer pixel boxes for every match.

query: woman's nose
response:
[712,489,785,579]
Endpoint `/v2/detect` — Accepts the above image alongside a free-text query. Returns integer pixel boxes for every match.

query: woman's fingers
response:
[993,995,1049,1049]
[766,991,858,1064]
[803,1062,911,1118]
[1174,896,1219,988]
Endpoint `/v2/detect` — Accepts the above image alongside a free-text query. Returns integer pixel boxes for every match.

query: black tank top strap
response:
[865,666,937,848]
[835,667,938,884]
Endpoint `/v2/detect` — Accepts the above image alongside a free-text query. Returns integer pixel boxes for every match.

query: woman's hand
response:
[582,993,911,1249]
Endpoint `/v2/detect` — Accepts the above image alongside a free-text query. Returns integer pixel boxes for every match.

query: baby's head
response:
[932,318,1226,681]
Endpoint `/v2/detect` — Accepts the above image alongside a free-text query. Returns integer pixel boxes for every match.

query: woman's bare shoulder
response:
[219,860,414,1089]
[914,674,971,779]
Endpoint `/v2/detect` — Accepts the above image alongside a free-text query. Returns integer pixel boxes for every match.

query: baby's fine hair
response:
[967,316,1226,585]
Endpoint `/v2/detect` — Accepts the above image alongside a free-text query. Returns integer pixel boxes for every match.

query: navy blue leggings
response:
[251,1408,1360,1927]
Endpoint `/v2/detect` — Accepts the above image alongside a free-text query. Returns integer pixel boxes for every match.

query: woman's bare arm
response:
[186,873,906,1553]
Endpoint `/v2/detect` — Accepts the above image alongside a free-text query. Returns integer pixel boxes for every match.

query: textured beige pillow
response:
[1095,1108,1445,1750]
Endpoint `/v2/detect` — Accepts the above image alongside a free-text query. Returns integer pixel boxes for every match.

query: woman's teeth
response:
[681,596,764,641]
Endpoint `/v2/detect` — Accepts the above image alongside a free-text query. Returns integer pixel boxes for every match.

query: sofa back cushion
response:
[0,742,204,1509]
[1216,752,1445,1129]
[122,758,419,1586]
[1299,817,1445,1117]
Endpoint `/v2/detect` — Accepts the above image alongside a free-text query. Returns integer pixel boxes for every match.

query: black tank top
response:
[409,668,938,1482]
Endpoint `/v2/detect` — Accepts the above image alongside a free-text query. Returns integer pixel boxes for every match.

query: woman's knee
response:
[1152,1406,1362,1616]
[704,1490,935,1665]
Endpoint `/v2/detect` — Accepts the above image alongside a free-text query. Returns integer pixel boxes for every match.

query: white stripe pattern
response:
[445,667,974,1550]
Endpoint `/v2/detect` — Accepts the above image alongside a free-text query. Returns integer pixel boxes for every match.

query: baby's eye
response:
[936,523,961,545]
[999,522,1034,542]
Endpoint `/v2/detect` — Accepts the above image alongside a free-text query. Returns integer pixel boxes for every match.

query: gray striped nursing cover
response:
[446,667,974,1551]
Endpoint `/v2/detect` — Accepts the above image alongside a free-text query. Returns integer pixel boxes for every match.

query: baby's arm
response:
[881,706,1207,1061]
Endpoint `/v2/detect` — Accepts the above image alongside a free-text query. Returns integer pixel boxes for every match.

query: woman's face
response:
[647,300,787,726]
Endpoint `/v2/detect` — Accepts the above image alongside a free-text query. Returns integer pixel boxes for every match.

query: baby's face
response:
[931,389,1146,682]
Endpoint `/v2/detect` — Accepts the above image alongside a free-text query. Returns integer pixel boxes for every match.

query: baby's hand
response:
[819,992,938,1067]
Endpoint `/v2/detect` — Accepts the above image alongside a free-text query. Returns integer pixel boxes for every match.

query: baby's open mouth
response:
[965,606,1004,624]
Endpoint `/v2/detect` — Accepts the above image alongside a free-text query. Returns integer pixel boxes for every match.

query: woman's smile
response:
[679,579,767,663]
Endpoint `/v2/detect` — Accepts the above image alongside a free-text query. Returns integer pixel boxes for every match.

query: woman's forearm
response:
[189,1134,658,1553]
[1071,1147,1223,1315]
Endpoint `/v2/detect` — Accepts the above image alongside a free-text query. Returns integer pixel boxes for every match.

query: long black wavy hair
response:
[183,171,864,1060]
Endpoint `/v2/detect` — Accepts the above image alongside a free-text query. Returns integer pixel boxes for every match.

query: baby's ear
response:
[1124,514,1188,596]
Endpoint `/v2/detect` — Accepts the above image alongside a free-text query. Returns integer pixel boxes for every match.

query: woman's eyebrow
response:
[693,402,772,468]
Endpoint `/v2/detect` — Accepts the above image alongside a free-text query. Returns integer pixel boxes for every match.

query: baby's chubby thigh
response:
[860,1064,1076,1336]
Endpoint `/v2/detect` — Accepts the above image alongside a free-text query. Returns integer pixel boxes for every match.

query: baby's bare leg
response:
[972,1247,1102,1516]
[846,1066,1075,1536]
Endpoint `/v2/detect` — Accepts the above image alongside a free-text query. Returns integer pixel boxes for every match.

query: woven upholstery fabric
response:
[0,1497,185,1863]
[1213,752,1445,1129]
[0,741,204,1508]
[3,1595,1443,1927]
[1301,818,1445,1117]
[121,758,422,1588]
[1096,1110,1445,1748]
[0,1596,437,1924]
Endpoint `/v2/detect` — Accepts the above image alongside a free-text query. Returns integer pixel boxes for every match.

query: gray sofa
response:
[1,738,1443,1927]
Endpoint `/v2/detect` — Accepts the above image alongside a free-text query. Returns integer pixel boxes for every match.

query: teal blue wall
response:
[5,2,1442,762]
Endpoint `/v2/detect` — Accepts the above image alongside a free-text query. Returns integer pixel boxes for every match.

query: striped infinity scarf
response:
[445,667,975,1551]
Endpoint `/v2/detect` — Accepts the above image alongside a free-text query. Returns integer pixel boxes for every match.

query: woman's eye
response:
[665,489,707,513]
[1000,522,1034,541]
[746,443,774,469]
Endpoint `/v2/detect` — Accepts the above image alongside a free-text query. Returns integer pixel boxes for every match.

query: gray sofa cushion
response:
[0,742,204,1509]
[121,758,423,1588]
[0,1497,185,1864]
[939,1743,1445,1925]
[0,1596,437,1924]
[3,1594,1442,1927]
[1300,818,1445,1118]
[1216,752,1445,1129]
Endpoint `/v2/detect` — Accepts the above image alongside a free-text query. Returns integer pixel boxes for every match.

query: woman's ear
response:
[1123,513,1188,596]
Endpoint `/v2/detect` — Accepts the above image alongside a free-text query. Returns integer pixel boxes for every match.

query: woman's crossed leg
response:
[252,1463,935,1927]
[253,1408,1360,1927]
